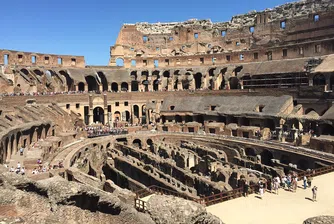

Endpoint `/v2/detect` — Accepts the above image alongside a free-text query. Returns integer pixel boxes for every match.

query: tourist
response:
[259,180,264,199]
[32,168,38,174]
[21,167,25,175]
[312,186,318,202]
[20,147,24,156]
[274,176,280,195]
[17,162,21,170]
[303,176,307,189]
[243,181,249,197]
[10,166,15,172]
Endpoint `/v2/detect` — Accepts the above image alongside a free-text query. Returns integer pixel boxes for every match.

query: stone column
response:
[128,82,132,92]
[177,81,183,90]
[89,109,93,124]
[107,83,111,92]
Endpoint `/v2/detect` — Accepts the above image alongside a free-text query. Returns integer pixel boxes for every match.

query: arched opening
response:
[59,70,74,91]
[121,82,128,92]
[142,80,149,92]
[93,107,104,124]
[114,111,121,122]
[33,69,43,76]
[245,148,256,157]
[194,73,202,89]
[97,72,108,92]
[161,115,166,123]
[78,82,85,91]
[208,78,214,90]
[153,80,159,91]
[229,77,239,89]
[125,111,130,122]
[175,115,182,123]
[163,71,170,78]
[174,79,178,90]
[133,105,139,121]
[142,105,146,124]
[111,82,118,92]
[147,139,153,150]
[116,58,124,67]
[260,150,274,166]
[131,81,138,92]
[313,74,326,86]
[85,75,98,91]
[133,139,142,148]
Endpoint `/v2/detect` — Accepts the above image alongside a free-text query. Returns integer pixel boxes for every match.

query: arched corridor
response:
[85,76,98,91]
[111,82,119,92]
[93,107,104,124]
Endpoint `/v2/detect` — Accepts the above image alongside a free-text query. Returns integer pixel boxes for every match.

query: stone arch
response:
[85,75,98,91]
[78,82,85,91]
[245,148,256,157]
[97,72,108,92]
[229,77,239,89]
[93,107,105,124]
[163,71,170,78]
[194,73,202,89]
[121,82,128,91]
[114,111,121,122]
[116,58,124,66]
[133,139,142,148]
[59,70,74,91]
[111,82,119,92]
[125,110,130,122]
[133,105,139,120]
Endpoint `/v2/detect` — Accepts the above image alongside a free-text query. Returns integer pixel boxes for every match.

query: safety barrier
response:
[134,164,334,212]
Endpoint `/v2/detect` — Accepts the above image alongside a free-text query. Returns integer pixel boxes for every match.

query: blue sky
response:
[1,0,290,65]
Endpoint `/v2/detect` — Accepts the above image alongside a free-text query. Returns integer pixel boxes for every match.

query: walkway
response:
[207,172,334,224]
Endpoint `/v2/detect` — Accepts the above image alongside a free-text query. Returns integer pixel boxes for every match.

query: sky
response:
[1,0,291,65]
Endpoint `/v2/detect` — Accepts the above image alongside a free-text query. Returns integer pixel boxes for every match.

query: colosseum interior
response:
[1,0,334,223]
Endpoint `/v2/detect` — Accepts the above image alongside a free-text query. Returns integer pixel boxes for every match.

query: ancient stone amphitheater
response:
[1,0,334,223]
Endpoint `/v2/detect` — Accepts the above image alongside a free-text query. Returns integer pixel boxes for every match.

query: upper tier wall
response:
[0,49,85,68]
[110,0,334,68]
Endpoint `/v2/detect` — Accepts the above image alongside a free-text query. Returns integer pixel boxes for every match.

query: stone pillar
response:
[75,85,78,91]
[99,84,103,92]
[177,81,183,90]
[6,142,11,162]
[13,136,17,155]
[108,83,111,92]
[89,110,93,124]
[128,82,132,92]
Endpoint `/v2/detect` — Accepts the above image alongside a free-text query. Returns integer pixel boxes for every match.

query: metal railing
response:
[134,164,334,212]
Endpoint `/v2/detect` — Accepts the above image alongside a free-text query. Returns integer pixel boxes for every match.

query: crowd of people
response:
[243,172,318,202]
[85,125,128,138]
